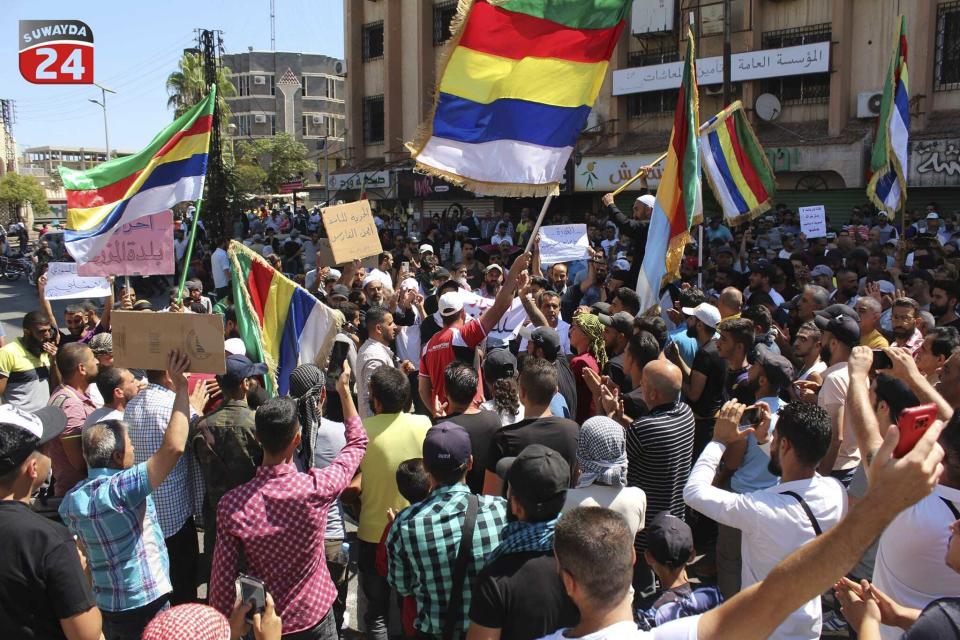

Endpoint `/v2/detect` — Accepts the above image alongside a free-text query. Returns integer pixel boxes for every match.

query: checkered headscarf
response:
[142,604,230,640]
[573,312,608,371]
[576,416,628,488]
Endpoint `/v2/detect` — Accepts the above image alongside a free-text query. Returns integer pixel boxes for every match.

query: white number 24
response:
[35,48,85,80]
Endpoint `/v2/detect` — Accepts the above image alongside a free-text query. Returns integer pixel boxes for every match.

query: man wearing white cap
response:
[926,212,951,246]
[419,253,531,415]
[362,274,387,310]
[600,182,654,285]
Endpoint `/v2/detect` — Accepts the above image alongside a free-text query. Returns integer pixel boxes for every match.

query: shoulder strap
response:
[443,493,479,640]
[941,497,960,520]
[781,490,823,536]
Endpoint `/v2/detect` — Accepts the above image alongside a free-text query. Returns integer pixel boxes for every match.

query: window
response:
[236,115,251,137]
[627,45,679,68]
[760,24,831,105]
[434,1,458,45]
[270,114,277,136]
[363,95,385,144]
[302,114,309,137]
[235,75,250,97]
[936,1,960,91]
[269,74,276,96]
[302,76,308,97]
[362,21,384,61]
[627,89,679,117]
[328,77,338,100]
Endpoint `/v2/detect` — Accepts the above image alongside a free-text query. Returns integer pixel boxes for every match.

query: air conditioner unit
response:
[857,92,883,118]
[253,75,266,85]
[703,83,739,96]
[312,115,323,124]
[254,114,267,123]
[334,60,347,76]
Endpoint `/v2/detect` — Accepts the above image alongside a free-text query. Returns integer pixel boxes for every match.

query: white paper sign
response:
[44,262,111,301]
[538,224,590,264]
[799,205,827,239]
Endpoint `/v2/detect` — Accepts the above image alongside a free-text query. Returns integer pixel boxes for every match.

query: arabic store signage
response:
[574,155,665,192]
[910,139,960,187]
[329,170,392,191]
[613,41,830,95]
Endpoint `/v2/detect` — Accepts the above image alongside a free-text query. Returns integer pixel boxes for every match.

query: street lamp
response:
[88,82,116,162]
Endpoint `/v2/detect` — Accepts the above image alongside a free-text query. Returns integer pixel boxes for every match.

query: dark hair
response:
[677,287,707,309]
[64,304,84,316]
[56,343,90,375]
[874,374,920,423]
[23,310,51,329]
[775,403,831,466]
[396,458,430,504]
[928,326,960,359]
[223,306,237,325]
[940,412,960,488]
[512,489,565,523]
[379,252,392,265]
[255,397,300,455]
[96,367,129,401]
[718,318,755,354]
[445,362,478,406]
[613,288,641,316]
[0,427,38,486]
[519,358,558,406]
[336,301,360,325]
[554,507,634,606]
[370,367,410,413]
[741,304,772,332]
[635,316,668,351]
[626,331,660,370]
[146,369,167,384]
[492,377,520,418]
[365,306,391,330]
[893,297,920,316]
[933,280,959,301]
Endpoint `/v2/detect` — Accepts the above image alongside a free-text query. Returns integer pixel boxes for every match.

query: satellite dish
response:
[755,93,782,122]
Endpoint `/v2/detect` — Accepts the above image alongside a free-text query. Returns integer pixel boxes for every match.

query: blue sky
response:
[3,0,344,152]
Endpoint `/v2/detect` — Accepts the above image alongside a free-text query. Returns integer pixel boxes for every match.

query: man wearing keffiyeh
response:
[469,444,579,640]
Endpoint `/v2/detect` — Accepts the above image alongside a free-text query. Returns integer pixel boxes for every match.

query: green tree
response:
[0,173,49,218]
[236,133,313,192]
[233,162,268,195]
[165,52,237,162]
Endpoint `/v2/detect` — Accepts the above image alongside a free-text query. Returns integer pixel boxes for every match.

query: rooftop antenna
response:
[270,0,276,51]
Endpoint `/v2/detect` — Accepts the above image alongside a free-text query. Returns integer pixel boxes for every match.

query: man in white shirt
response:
[844,345,960,640]
[84,366,140,428]
[491,223,513,247]
[210,237,232,301]
[355,307,405,419]
[684,400,847,639]
[367,252,395,292]
[791,321,827,386]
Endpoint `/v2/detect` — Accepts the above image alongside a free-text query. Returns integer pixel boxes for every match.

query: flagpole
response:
[697,225,704,289]
[176,194,206,302]
[612,151,669,196]
[524,194,555,253]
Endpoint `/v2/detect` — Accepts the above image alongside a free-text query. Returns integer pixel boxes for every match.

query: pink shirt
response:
[48,385,97,496]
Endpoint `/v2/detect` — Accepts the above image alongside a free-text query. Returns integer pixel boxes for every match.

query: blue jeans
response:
[283,608,338,640]
[358,540,390,640]
[102,595,170,640]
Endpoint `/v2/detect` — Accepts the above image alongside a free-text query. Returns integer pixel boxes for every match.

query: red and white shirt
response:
[420,319,486,408]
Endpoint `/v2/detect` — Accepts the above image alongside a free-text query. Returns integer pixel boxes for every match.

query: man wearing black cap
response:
[600,311,634,393]
[468,444,578,640]
[192,354,265,558]
[0,404,103,639]
[386,423,509,640]
[745,260,785,308]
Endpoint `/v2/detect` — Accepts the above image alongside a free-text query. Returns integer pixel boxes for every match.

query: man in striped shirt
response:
[624,360,695,599]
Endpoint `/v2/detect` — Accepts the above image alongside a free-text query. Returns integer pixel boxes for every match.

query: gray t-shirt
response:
[313,417,348,540]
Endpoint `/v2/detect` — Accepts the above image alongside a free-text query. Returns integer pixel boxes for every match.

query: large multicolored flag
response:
[867,15,909,217]
[699,100,776,225]
[61,89,215,262]
[407,0,629,197]
[636,28,701,314]
[229,241,341,397]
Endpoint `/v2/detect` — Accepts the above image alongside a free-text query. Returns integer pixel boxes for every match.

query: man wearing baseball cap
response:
[470,444,577,639]
[600,311,635,393]
[419,253,531,415]
[386,423,508,639]
[0,404,103,639]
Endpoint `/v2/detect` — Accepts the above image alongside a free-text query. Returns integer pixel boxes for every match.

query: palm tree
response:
[166,52,237,161]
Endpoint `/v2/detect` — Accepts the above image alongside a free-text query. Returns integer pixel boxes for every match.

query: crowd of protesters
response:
[1,189,960,640]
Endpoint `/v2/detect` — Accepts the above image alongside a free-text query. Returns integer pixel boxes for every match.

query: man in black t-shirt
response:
[470,444,579,640]
[524,326,578,417]
[0,404,100,639]
[484,359,578,495]
[437,363,501,494]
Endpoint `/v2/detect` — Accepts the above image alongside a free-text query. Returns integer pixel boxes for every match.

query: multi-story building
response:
[222,50,347,196]
[343,0,960,222]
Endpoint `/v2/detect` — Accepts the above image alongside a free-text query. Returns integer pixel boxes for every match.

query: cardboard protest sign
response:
[314,238,378,269]
[799,205,827,239]
[43,262,111,300]
[77,210,175,277]
[111,311,226,374]
[538,224,590,264]
[321,200,383,264]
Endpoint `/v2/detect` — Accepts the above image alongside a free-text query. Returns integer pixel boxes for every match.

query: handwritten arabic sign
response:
[321,200,384,264]
[539,224,590,265]
[799,205,827,239]
[574,155,665,192]
[613,41,830,95]
[329,170,392,191]
[112,311,226,374]
[44,262,112,300]
[77,210,174,277]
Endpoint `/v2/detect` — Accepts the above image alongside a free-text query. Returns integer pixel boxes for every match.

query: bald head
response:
[642,359,682,406]
[718,287,743,318]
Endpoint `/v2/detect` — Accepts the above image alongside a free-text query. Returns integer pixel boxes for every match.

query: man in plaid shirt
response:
[209,364,367,639]
[387,422,509,639]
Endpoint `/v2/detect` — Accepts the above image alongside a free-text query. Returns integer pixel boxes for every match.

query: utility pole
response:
[198,29,229,239]
[270,0,276,51]
[722,0,732,106]
[89,83,116,162]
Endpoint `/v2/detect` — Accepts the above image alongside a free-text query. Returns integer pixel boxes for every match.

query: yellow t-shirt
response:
[861,329,890,349]
[357,411,432,542]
